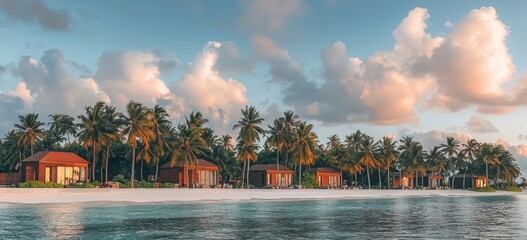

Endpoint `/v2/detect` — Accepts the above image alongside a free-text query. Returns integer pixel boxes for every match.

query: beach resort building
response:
[159,159,219,188]
[309,167,342,188]
[249,164,294,188]
[20,151,89,185]
[392,172,444,189]
[452,174,487,189]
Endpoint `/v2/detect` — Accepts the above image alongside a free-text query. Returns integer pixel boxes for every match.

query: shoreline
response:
[1,188,525,205]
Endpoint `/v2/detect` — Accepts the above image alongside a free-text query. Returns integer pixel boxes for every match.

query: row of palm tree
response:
[0,103,521,189]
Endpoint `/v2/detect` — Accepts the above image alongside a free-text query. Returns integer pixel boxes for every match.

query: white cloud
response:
[465,115,498,133]
[399,129,474,150]
[241,0,305,31]
[0,0,71,31]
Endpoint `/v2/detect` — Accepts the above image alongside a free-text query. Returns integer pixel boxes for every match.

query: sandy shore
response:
[0,188,525,204]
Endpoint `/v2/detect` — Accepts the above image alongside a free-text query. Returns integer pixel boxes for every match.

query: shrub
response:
[113,174,130,185]
[504,185,522,192]
[135,181,156,188]
[473,186,496,192]
[159,183,175,188]
[70,183,97,188]
[301,173,318,189]
[19,181,64,188]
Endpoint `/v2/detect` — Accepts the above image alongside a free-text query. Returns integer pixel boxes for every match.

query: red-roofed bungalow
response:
[249,164,294,188]
[309,167,342,188]
[21,151,89,185]
[159,159,219,188]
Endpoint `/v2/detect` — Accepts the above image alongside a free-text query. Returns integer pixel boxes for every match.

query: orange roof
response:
[250,164,293,172]
[160,159,219,170]
[21,151,89,164]
[309,167,340,174]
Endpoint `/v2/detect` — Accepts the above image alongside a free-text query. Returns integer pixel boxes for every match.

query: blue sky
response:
[1,0,527,172]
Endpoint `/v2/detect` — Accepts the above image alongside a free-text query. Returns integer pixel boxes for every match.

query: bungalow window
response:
[198,170,216,186]
[80,167,86,182]
[57,167,65,185]
[267,173,271,185]
[45,167,51,182]
[73,167,80,182]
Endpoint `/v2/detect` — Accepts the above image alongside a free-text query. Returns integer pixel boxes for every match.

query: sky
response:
[1,0,527,174]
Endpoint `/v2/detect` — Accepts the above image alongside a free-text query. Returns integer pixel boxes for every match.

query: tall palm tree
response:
[101,105,120,183]
[376,136,398,189]
[169,126,206,187]
[266,118,287,186]
[121,101,154,188]
[1,130,24,171]
[440,137,460,189]
[326,135,346,187]
[460,139,479,189]
[49,114,78,144]
[357,136,379,189]
[78,102,113,182]
[15,113,45,156]
[233,106,265,188]
[425,146,446,188]
[345,130,364,185]
[290,122,317,186]
[282,110,300,167]
[150,105,171,182]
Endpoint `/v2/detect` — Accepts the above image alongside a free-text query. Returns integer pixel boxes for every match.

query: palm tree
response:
[121,101,154,188]
[150,105,171,182]
[49,113,78,144]
[326,135,346,187]
[357,136,379,189]
[440,137,460,189]
[282,110,300,167]
[168,126,206,187]
[233,106,265,188]
[376,136,398,189]
[290,122,317,186]
[78,102,114,182]
[425,146,446,188]
[344,130,365,186]
[186,111,209,130]
[402,142,426,188]
[101,105,120,183]
[266,118,287,186]
[1,130,24,172]
[459,139,479,189]
[15,113,45,155]
[476,143,500,187]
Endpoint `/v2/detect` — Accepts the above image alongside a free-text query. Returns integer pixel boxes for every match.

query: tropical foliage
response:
[0,102,522,189]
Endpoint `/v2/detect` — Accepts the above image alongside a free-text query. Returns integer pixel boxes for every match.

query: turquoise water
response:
[1,196,526,239]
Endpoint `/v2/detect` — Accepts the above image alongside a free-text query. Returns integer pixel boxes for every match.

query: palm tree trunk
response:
[387,164,390,190]
[187,168,190,188]
[463,167,468,190]
[31,144,34,156]
[486,163,489,187]
[378,169,381,189]
[299,164,302,188]
[276,148,280,188]
[131,146,135,188]
[451,172,455,190]
[366,165,371,189]
[241,160,246,188]
[140,159,144,181]
[415,172,418,188]
[155,159,159,183]
[105,146,109,183]
[246,160,250,188]
[429,172,432,188]
[92,145,96,182]
[340,166,343,188]
[421,174,424,189]
[100,160,103,183]
[399,169,402,189]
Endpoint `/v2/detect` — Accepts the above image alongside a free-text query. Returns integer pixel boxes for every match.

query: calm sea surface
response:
[1,195,526,239]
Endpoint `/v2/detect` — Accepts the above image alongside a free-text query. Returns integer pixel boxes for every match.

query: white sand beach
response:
[0,188,525,204]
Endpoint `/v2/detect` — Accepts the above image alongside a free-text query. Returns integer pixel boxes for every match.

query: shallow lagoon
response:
[1,195,526,239]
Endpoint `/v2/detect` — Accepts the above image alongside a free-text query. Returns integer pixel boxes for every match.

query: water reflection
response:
[0,196,526,239]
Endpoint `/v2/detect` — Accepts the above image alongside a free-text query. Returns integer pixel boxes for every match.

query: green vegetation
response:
[301,173,318,189]
[159,183,175,188]
[0,103,522,190]
[19,181,64,188]
[473,186,496,192]
[504,185,522,192]
[70,183,97,188]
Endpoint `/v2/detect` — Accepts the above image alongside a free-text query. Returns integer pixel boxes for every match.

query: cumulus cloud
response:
[257,7,527,126]
[0,93,24,130]
[427,7,525,113]
[399,129,474,149]
[11,49,110,116]
[465,115,499,133]
[174,41,250,133]
[0,0,72,31]
[241,0,305,31]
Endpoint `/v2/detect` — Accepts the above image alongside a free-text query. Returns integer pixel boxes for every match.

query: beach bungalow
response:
[309,167,342,188]
[423,174,443,189]
[452,174,487,189]
[249,164,294,188]
[159,159,219,188]
[20,151,89,185]
[392,172,414,189]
